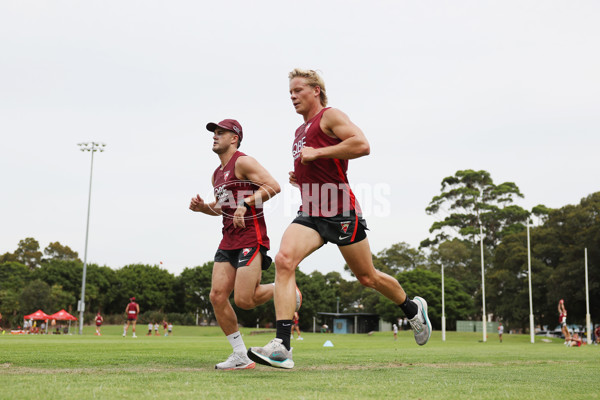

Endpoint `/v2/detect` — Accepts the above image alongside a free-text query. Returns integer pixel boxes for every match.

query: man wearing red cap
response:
[190,118,298,370]
[123,297,140,338]
[248,69,430,369]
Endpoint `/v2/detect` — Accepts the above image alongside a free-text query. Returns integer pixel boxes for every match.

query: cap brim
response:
[206,122,220,132]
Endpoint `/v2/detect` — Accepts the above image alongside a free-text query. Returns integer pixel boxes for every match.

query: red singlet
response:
[127,302,138,319]
[292,108,360,217]
[213,151,270,250]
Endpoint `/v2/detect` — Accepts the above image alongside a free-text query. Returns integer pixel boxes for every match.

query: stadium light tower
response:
[77,142,106,335]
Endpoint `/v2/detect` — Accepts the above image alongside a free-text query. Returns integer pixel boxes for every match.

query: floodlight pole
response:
[585,248,591,345]
[527,222,535,343]
[77,142,106,335]
[480,224,487,342]
[441,263,446,342]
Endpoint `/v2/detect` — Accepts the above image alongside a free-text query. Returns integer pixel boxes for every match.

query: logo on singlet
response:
[212,180,278,220]
[224,171,231,180]
[292,136,306,160]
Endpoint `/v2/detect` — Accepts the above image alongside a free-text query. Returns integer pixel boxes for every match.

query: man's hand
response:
[300,146,319,164]
[189,194,206,212]
[289,171,298,187]
[233,205,247,228]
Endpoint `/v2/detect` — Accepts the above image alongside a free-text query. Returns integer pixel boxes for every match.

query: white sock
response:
[227,331,246,353]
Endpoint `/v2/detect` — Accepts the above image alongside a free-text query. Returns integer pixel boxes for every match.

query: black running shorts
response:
[292,211,368,246]
[214,245,272,270]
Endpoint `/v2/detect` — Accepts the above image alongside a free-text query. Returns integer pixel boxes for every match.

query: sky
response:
[1,1,598,279]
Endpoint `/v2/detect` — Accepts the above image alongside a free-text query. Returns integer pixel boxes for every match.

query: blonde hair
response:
[288,68,328,106]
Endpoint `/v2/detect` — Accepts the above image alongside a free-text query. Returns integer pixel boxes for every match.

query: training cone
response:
[323,340,334,347]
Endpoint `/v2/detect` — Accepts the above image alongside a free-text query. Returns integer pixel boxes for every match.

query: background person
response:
[123,297,140,338]
[558,299,571,345]
[95,312,104,336]
[291,312,302,340]
[498,322,504,343]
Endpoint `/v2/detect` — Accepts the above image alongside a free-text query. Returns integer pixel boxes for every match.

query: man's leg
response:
[211,261,255,370]
[210,262,237,336]
[248,224,323,369]
[338,238,406,303]
[275,224,324,321]
[338,238,431,346]
[233,252,273,310]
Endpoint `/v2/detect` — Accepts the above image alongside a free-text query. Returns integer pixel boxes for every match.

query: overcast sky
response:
[1,1,598,279]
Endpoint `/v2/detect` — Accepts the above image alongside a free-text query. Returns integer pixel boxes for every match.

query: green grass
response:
[1,326,598,399]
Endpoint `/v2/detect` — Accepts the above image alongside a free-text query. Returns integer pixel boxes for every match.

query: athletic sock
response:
[399,297,419,320]
[227,331,246,353]
[276,320,293,350]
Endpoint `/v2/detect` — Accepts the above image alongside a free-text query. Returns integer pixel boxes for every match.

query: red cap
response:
[206,119,243,143]
[130,297,135,301]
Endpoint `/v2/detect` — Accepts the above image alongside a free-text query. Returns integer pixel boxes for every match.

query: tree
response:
[541,192,600,324]
[422,170,529,247]
[427,239,482,297]
[19,279,51,314]
[0,262,33,326]
[34,259,82,300]
[43,242,80,262]
[488,231,552,330]
[489,192,599,329]
[13,238,43,269]
[112,264,177,313]
[49,284,77,311]
[374,242,427,273]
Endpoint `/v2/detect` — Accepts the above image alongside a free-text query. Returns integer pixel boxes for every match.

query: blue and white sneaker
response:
[247,338,294,369]
[409,296,431,346]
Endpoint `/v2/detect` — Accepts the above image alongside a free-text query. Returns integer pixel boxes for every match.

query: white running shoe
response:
[248,338,294,369]
[215,352,256,370]
[408,296,431,346]
[132,334,137,338]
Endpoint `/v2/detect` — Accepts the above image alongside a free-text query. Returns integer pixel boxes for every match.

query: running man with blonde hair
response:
[248,69,431,369]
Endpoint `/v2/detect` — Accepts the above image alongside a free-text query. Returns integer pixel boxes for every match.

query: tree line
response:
[1,170,597,333]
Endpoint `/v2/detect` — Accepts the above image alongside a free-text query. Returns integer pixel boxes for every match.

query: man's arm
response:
[299,108,370,164]
[235,156,281,205]
[232,156,281,228]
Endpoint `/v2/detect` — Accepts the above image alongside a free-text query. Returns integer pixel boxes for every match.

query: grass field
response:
[1,325,598,399]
